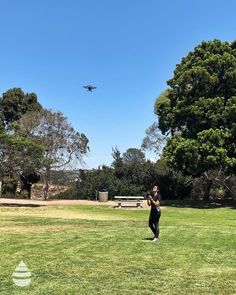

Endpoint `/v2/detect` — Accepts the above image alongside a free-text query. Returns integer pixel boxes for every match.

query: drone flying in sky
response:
[83,85,97,92]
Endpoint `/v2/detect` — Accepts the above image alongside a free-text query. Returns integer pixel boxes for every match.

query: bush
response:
[52,184,83,200]
[2,175,18,197]
[52,159,192,200]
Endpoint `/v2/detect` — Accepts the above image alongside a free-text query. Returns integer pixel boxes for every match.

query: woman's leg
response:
[149,214,156,236]
[152,211,161,238]
[155,212,161,238]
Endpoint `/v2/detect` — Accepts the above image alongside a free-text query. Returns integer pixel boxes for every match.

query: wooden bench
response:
[113,196,144,208]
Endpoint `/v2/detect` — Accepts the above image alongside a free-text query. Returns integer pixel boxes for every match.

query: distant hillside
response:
[31,183,69,199]
[40,170,80,185]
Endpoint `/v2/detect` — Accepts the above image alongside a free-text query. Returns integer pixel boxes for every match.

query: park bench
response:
[113,196,144,208]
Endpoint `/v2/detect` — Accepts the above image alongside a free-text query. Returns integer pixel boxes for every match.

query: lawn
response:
[0,203,235,295]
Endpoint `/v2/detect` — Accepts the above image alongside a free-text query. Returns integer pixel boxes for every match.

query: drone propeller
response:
[83,85,97,92]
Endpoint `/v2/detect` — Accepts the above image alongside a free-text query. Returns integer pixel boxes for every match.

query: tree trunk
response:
[0,179,2,198]
[28,184,32,199]
[205,178,213,201]
[215,175,235,198]
[43,169,50,200]
[203,172,213,201]
[43,179,48,200]
[20,176,32,199]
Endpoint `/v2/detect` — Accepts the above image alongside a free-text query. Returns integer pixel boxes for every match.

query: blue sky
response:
[0,0,235,168]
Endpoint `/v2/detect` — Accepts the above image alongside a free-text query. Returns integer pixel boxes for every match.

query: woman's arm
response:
[147,195,152,206]
[149,197,160,206]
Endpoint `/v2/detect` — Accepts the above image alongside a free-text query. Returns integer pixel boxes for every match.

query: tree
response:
[56,147,193,200]
[111,146,124,178]
[0,88,43,197]
[0,108,4,132]
[0,88,42,127]
[123,148,146,163]
[16,109,89,199]
[142,122,166,155]
[20,172,40,199]
[155,40,236,198]
[154,90,171,135]
[153,158,192,199]
[0,132,43,197]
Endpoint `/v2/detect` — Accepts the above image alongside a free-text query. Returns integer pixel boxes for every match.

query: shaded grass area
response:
[0,205,235,294]
[161,199,236,209]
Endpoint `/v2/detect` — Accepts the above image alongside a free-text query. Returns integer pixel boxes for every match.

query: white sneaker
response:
[152,238,160,242]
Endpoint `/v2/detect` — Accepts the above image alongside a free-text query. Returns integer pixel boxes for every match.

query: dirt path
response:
[0,198,150,209]
[0,198,113,206]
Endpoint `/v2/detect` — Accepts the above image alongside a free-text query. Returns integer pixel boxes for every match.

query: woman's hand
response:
[150,197,160,206]
[147,195,152,206]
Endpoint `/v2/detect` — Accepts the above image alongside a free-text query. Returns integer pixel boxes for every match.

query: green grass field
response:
[0,204,235,295]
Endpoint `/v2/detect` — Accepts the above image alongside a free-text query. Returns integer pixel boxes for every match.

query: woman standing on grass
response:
[147,186,161,242]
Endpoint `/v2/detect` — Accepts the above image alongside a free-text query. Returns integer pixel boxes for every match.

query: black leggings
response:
[149,210,161,238]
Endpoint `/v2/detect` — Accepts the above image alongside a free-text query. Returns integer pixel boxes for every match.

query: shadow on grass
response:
[0,202,45,207]
[161,199,236,209]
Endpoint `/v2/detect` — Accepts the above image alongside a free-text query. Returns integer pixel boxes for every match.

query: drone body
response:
[83,85,97,92]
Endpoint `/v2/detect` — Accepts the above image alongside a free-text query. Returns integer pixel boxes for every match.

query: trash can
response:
[98,188,108,202]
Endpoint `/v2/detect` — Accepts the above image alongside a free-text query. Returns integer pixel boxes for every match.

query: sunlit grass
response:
[0,204,235,294]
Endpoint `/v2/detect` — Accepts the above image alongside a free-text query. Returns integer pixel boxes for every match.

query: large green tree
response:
[123,148,145,163]
[0,89,43,197]
[155,40,236,198]
[0,132,43,197]
[0,88,89,199]
[0,88,42,127]
[16,109,89,199]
